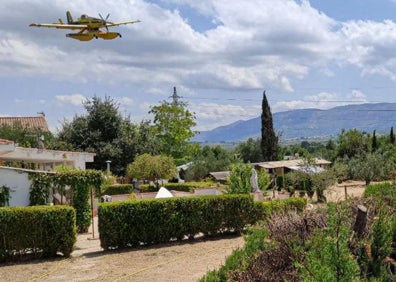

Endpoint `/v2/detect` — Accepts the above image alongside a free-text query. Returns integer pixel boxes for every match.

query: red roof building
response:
[0,116,49,132]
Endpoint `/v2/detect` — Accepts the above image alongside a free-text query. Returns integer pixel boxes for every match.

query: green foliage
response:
[331,160,349,183]
[261,91,279,161]
[257,169,271,190]
[200,198,307,282]
[57,96,161,175]
[311,169,336,203]
[29,173,53,205]
[138,181,218,193]
[149,92,197,159]
[336,129,371,159]
[29,170,102,233]
[296,204,360,281]
[349,152,393,185]
[0,205,76,262]
[102,184,134,195]
[98,195,255,249]
[236,137,262,163]
[360,209,395,279]
[225,163,253,194]
[0,185,11,207]
[364,182,396,199]
[200,226,270,282]
[184,145,235,181]
[126,153,177,182]
[254,198,307,220]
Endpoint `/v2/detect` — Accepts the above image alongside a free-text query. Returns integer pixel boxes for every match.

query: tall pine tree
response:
[260,91,278,161]
[390,126,395,145]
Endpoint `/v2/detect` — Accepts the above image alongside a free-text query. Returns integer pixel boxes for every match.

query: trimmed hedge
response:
[98,195,256,249]
[0,205,76,262]
[102,184,134,195]
[254,197,308,220]
[138,182,218,193]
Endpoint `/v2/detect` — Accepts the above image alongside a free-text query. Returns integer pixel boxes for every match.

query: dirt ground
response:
[0,182,366,282]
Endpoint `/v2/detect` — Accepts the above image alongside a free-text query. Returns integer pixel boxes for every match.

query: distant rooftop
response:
[0,116,49,132]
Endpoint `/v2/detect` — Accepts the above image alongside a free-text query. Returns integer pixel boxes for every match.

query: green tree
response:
[126,154,177,183]
[225,163,253,194]
[311,169,336,203]
[260,91,279,161]
[149,87,197,160]
[372,130,378,152]
[184,145,234,181]
[336,129,370,159]
[58,96,147,175]
[390,126,395,145]
[349,152,393,185]
[235,138,262,163]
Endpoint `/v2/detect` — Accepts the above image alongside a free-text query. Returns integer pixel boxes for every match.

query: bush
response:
[254,197,307,221]
[138,182,217,193]
[0,205,76,262]
[102,184,134,195]
[98,195,256,249]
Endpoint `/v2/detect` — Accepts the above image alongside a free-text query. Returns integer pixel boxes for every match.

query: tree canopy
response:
[149,87,197,160]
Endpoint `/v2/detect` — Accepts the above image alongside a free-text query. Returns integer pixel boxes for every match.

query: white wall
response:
[0,167,32,206]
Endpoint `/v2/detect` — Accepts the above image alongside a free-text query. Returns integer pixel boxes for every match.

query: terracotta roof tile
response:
[0,116,49,132]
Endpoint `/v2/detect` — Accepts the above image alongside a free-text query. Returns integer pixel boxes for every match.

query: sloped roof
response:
[209,171,231,181]
[0,116,49,132]
[256,158,331,169]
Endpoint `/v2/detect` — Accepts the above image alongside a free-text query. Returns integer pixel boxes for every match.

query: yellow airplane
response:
[29,11,140,41]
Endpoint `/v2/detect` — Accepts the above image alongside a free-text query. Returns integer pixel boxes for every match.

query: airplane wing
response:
[29,23,87,30]
[105,20,141,27]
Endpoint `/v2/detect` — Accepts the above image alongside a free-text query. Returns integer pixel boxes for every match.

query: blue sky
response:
[2,0,396,132]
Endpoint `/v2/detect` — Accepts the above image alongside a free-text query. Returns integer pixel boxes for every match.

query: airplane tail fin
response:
[66,11,73,24]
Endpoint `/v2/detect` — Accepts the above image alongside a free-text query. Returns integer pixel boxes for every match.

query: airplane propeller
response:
[99,13,110,31]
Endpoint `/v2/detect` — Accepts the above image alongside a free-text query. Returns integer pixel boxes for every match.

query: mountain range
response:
[193,103,396,143]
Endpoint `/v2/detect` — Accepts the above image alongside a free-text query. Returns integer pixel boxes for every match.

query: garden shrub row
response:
[138,181,217,193]
[0,205,76,262]
[98,194,256,249]
[254,197,308,220]
[102,184,134,195]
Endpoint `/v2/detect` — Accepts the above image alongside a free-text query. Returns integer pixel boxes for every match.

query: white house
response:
[0,139,95,207]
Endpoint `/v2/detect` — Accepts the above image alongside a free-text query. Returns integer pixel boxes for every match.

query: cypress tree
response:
[260,91,278,161]
[372,130,377,152]
[390,127,395,145]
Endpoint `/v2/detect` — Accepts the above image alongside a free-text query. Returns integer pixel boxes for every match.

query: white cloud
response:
[191,102,260,130]
[273,90,369,113]
[55,94,86,106]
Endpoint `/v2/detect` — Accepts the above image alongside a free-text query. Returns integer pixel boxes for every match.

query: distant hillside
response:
[193,103,396,143]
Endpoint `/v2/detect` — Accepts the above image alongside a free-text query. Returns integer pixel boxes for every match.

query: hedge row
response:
[138,182,217,193]
[98,195,256,249]
[254,197,308,220]
[102,184,134,195]
[0,206,76,262]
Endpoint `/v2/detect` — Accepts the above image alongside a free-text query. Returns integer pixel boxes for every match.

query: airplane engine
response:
[66,33,94,41]
[97,32,121,40]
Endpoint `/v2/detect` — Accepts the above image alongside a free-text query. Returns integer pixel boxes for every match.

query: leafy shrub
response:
[0,205,76,262]
[254,197,307,221]
[138,181,217,193]
[102,184,134,195]
[201,200,316,282]
[98,195,255,249]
